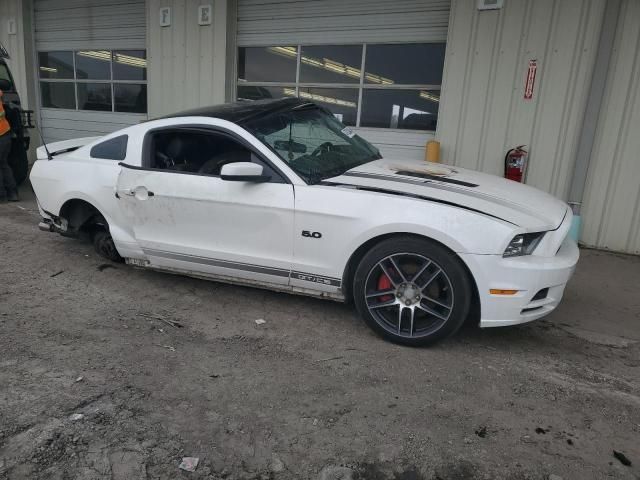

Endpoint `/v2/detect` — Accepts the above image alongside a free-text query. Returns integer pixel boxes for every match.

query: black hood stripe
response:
[342,170,486,197]
[339,170,538,220]
[321,182,518,226]
[394,170,478,187]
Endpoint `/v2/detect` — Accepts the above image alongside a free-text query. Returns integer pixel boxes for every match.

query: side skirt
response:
[124,258,346,302]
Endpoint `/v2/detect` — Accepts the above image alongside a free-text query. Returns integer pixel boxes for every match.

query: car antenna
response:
[34,124,53,160]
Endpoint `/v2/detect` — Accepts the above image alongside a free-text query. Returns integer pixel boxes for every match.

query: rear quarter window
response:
[90,135,128,160]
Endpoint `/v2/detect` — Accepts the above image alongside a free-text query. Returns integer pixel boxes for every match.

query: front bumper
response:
[460,237,579,328]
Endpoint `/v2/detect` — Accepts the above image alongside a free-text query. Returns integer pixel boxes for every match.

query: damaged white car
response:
[30,98,578,345]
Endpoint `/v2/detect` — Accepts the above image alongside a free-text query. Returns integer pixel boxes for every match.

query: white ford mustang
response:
[30,98,578,345]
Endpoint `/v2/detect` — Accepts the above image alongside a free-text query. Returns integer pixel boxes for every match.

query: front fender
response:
[293,184,516,282]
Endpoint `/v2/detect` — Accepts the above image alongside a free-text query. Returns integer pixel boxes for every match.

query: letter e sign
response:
[198,5,212,25]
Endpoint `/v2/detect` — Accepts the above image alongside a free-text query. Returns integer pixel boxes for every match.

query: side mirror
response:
[220,162,270,183]
[0,78,11,91]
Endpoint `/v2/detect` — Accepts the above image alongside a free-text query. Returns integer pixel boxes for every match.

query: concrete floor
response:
[1,182,639,480]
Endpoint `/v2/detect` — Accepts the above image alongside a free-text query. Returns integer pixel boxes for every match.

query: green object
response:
[569,215,581,242]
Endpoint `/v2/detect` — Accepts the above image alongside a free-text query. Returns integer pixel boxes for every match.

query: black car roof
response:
[164,98,316,125]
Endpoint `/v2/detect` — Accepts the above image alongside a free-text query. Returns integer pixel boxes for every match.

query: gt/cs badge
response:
[301,230,322,239]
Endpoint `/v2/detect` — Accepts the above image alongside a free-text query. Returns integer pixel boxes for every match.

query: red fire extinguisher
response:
[504,145,528,183]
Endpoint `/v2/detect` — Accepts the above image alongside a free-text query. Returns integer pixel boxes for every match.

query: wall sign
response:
[159,7,171,27]
[7,18,17,35]
[477,0,504,10]
[524,59,538,100]
[198,5,212,25]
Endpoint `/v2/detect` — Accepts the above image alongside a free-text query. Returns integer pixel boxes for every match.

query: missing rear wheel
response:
[92,230,123,263]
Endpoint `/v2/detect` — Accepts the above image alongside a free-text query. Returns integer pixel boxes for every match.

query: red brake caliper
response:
[377,274,393,302]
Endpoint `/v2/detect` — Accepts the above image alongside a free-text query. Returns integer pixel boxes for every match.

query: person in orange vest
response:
[0,87,18,202]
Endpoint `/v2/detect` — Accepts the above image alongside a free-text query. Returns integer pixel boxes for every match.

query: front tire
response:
[353,237,472,346]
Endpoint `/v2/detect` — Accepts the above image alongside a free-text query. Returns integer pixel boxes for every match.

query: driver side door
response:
[116,126,294,286]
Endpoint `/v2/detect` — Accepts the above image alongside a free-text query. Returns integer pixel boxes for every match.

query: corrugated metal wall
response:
[581,0,640,254]
[438,0,606,200]
[33,0,147,142]
[237,0,450,46]
[34,0,146,50]
[0,0,31,109]
[147,0,228,118]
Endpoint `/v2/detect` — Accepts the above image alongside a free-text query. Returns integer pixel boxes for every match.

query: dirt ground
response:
[1,186,639,480]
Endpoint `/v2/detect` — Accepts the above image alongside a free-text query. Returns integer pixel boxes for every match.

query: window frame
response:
[137,125,291,184]
[236,42,444,132]
[38,49,148,114]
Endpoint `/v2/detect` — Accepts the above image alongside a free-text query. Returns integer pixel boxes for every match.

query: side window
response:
[90,135,128,160]
[146,129,285,182]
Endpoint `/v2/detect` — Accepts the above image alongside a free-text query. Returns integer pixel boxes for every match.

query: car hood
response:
[327,157,569,230]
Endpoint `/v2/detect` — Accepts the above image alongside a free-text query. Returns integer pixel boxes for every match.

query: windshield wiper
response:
[318,155,381,182]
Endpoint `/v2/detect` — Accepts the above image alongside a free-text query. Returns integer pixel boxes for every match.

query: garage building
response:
[0,0,639,254]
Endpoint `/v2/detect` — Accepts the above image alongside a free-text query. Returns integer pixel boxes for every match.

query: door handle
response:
[120,187,155,199]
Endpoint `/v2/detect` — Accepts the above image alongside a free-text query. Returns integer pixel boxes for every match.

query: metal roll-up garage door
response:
[34,0,147,142]
[236,0,451,159]
[237,0,450,46]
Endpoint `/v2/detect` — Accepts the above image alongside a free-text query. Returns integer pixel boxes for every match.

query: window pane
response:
[237,85,292,101]
[364,44,446,86]
[299,45,362,84]
[90,135,128,160]
[113,50,147,81]
[40,82,75,109]
[298,87,358,126]
[244,107,380,185]
[75,51,111,80]
[360,89,440,130]
[238,46,298,83]
[77,83,112,111]
[114,84,147,113]
[38,51,74,79]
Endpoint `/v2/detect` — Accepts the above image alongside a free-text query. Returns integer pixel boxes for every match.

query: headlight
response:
[503,232,546,257]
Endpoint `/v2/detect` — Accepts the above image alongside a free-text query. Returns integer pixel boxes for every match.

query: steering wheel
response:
[310,141,333,157]
[156,151,176,169]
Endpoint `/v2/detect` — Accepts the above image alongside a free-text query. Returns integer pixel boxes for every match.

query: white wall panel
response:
[237,0,450,46]
[0,0,31,109]
[147,0,228,118]
[581,0,640,254]
[438,0,605,201]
